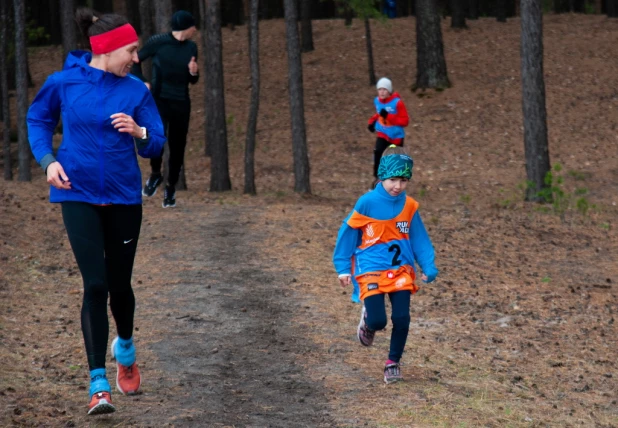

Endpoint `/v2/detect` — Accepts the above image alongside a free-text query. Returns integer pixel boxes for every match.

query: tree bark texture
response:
[13,0,30,181]
[520,0,550,201]
[300,0,314,52]
[496,0,507,21]
[204,0,232,191]
[343,2,353,26]
[138,0,153,81]
[1,0,12,180]
[284,0,311,194]
[153,0,172,33]
[244,0,259,195]
[451,0,467,28]
[415,0,451,91]
[468,0,479,19]
[364,18,376,86]
[59,0,77,64]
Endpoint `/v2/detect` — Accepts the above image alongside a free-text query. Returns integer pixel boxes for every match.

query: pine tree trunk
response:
[300,0,314,52]
[343,2,353,26]
[59,0,77,64]
[13,0,30,181]
[496,0,508,21]
[244,0,259,195]
[520,0,550,201]
[205,0,232,191]
[364,18,376,86]
[415,0,451,91]
[451,0,467,27]
[468,0,479,19]
[138,0,153,81]
[153,0,172,33]
[284,0,311,194]
[1,0,12,180]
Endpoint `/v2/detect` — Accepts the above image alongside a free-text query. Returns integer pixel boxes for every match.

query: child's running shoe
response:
[88,391,115,415]
[357,305,375,346]
[384,361,403,384]
[111,337,142,395]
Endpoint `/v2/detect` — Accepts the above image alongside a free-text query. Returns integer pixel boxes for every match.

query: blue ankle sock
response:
[114,336,136,367]
[89,368,110,397]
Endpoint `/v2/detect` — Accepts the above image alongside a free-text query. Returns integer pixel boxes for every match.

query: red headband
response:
[90,23,138,55]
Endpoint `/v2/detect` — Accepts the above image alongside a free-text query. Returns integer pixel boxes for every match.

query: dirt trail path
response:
[109,201,335,427]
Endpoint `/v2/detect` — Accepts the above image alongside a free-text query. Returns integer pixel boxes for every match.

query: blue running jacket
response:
[28,51,166,205]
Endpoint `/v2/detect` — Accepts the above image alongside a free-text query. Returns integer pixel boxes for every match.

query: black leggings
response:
[151,98,191,188]
[61,202,142,371]
[374,137,405,178]
[364,290,411,362]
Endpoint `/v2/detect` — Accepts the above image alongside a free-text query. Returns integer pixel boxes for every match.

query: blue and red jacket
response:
[368,92,409,144]
[28,51,165,205]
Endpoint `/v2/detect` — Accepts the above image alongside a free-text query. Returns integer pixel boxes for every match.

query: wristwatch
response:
[140,127,148,139]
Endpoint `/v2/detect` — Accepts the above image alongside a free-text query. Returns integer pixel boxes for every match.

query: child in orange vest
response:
[333,146,437,383]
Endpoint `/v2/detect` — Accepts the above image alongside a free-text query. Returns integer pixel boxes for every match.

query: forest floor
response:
[1,14,618,428]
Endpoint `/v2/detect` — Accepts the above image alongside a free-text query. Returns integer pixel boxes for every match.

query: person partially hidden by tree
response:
[367,77,410,188]
[132,10,199,208]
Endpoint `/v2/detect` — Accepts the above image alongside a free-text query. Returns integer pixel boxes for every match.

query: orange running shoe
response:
[111,336,142,395]
[88,391,115,415]
[116,362,141,395]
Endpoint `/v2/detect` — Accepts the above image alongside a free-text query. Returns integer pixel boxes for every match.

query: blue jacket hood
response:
[63,50,92,71]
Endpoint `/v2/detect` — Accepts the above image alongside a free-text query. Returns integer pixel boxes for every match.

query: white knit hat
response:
[376,77,393,93]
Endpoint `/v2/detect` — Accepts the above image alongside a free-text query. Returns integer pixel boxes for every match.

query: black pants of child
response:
[374,137,405,178]
[150,98,191,187]
[62,202,142,370]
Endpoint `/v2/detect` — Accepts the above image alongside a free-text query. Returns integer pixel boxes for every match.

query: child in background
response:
[333,145,438,384]
[367,77,410,188]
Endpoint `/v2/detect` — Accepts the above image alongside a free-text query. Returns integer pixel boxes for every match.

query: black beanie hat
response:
[171,10,195,31]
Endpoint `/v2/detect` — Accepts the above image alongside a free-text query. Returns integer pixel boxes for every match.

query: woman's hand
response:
[46,162,71,190]
[110,113,142,138]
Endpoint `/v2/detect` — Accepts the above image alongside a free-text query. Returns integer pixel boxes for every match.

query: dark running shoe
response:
[357,305,375,346]
[142,174,163,197]
[384,362,403,384]
[162,186,176,208]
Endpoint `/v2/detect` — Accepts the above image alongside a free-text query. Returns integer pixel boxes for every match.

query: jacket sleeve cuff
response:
[134,136,150,150]
[40,154,57,173]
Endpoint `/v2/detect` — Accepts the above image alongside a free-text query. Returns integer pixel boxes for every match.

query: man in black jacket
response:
[132,10,199,208]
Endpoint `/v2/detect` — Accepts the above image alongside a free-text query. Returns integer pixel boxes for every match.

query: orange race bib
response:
[355,265,418,300]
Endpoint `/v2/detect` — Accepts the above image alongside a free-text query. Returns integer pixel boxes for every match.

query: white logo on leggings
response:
[123,239,134,244]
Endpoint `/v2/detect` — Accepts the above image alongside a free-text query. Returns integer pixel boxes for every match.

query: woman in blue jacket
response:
[27,8,165,416]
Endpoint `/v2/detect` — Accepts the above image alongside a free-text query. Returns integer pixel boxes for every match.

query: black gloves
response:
[367,122,376,133]
[379,109,388,119]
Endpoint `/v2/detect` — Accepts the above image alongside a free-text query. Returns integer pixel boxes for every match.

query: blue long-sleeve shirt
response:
[333,183,438,282]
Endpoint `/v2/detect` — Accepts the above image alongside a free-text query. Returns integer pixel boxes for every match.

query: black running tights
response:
[150,98,191,188]
[61,202,142,370]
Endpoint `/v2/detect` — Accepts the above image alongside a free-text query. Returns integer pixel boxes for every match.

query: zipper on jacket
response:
[98,78,105,203]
